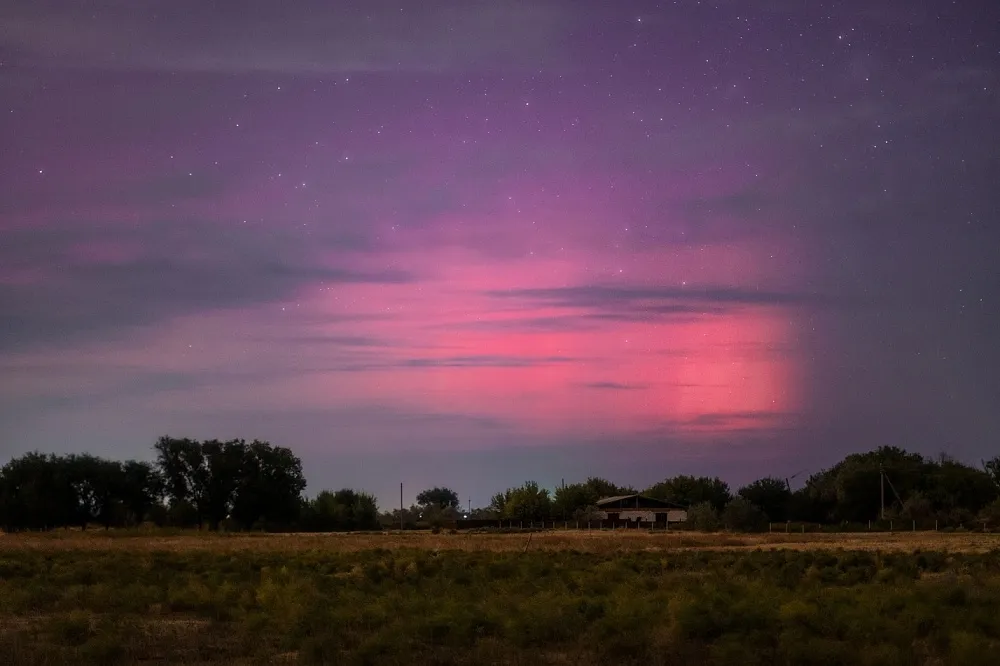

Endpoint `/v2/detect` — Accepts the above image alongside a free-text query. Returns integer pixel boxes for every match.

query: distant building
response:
[595,494,687,523]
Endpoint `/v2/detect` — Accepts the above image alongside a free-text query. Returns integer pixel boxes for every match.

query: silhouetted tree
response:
[416,487,460,510]
[722,497,768,532]
[984,457,1000,488]
[738,477,791,522]
[645,475,732,512]
[0,453,78,530]
[230,440,306,530]
[65,454,128,528]
[120,460,164,526]
[552,483,598,519]
[303,489,379,531]
[686,501,721,531]
[493,482,551,522]
[155,436,305,530]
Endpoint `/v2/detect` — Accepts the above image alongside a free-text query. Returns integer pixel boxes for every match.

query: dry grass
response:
[2,528,997,554]
[3,530,1000,664]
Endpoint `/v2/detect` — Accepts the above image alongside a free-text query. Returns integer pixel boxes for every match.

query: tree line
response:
[2,439,999,532]
[0,437,378,532]
[382,447,1000,531]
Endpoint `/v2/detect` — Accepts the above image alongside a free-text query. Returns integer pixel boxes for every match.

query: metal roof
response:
[595,493,687,508]
[595,494,637,505]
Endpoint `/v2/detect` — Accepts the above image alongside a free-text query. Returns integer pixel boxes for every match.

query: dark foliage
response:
[0,436,368,532]
[3,440,998,533]
[0,453,162,531]
[416,487,460,510]
[645,475,733,512]
[301,489,380,531]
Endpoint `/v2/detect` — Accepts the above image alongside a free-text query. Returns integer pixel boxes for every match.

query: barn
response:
[595,494,687,524]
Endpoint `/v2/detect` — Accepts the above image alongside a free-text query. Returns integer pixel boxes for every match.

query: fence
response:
[456,519,689,531]
[447,519,1000,533]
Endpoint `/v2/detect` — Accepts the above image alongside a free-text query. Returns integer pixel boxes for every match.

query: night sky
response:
[2,1,998,507]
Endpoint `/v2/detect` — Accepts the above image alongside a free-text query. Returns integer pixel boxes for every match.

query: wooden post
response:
[912,520,915,532]
[935,520,938,531]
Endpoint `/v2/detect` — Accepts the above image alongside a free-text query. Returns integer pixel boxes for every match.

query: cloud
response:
[684,412,788,428]
[398,355,576,369]
[583,382,647,391]
[0,1,571,74]
[0,215,412,352]
[487,284,844,315]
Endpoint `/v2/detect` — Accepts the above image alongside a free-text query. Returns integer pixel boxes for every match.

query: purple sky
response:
[2,1,998,508]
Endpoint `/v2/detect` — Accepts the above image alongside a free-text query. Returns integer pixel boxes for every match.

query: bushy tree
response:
[0,453,78,530]
[416,487,460,510]
[686,501,721,531]
[492,481,551,522]
[552,483,598,519]
[65,454,128,528]
[552,477,635,519]
[120,460,164,526]
[799,447,997,524]
[897,491,933,521]
[645,475,731,512]
[154,436,305,530]
[923,458,997,518]
[984,457,1000,488]
[303,489,379,531]
[229,440,306,530]
[0,453,165,531]
[978,498,1000,527]
[722,497,768,532]
[738,477,791,522]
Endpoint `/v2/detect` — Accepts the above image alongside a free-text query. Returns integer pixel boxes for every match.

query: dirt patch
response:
[1,529,998,554]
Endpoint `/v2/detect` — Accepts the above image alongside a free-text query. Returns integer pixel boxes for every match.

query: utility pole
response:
[400,482,404,531]
[468,497,471,515]
[880,464,885,521]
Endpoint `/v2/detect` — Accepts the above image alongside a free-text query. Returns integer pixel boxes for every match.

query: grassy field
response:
[2,530,1000,665]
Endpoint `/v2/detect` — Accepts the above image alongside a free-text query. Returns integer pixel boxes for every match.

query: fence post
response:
[868,520,871,531]
[935,520,938,531]
[912,520,915,532]
[890,521,893,532]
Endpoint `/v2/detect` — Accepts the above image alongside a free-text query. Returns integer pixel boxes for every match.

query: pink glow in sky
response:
[3,1,998,505]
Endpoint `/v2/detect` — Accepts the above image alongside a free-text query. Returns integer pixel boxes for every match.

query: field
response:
[2,530,1000,665]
